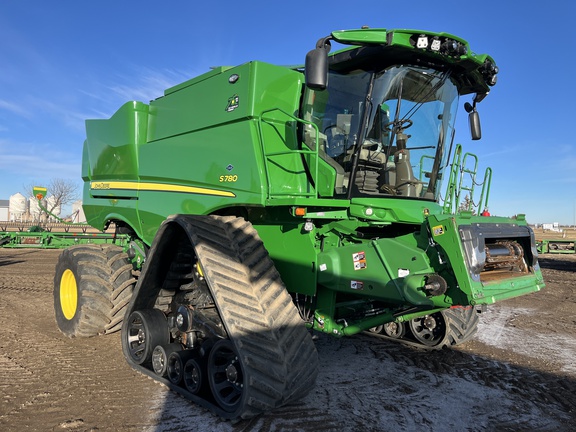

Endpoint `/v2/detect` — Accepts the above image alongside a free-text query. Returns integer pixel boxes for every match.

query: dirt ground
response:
[0,248,574,431]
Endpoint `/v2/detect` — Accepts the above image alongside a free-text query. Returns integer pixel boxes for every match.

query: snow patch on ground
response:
[476,306,576,376]
[144,334,569,431]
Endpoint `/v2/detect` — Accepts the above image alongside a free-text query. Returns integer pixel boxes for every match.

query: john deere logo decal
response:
[226,94,239,112]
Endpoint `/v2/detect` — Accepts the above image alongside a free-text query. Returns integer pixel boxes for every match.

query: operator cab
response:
[302,64,458,201]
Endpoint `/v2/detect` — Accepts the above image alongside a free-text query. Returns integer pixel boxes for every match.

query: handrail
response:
[257,108,321,199]
[442,144,492,214]
[477,167,492,212]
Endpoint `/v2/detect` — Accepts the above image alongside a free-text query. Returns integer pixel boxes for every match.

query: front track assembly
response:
[366,307,480,349]
[121,215,318,420]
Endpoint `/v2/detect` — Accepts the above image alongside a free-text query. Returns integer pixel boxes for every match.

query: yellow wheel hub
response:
[60,269,78,320]
[196,262,204,278]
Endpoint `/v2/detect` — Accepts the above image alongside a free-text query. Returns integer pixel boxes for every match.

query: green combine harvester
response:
[52,27,545,420]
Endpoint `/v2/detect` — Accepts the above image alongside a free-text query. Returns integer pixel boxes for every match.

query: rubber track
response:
[122,215,318,420]
[186,216,318,418]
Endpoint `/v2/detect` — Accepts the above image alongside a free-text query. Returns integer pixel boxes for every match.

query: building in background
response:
[9,193,28,222]
[71,200,86,223]
[0,200,8,221]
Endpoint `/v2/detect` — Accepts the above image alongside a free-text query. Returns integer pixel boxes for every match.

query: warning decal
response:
[353,251,367,270]
[432,225,444,236]
[351,280,364,290]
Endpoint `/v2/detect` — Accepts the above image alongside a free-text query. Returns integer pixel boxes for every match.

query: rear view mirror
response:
[469,111,481,140]
[305,38,331,90]
[465,102,481,140]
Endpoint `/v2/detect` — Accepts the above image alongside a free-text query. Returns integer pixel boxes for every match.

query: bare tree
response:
[457,194,477,215]
[25,178,80,221]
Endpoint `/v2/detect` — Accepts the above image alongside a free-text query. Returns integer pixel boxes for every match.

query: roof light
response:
[411,34,466,57]
[416,35,428,49]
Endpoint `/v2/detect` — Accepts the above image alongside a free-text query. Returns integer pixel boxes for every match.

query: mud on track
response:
[0,249,575,431]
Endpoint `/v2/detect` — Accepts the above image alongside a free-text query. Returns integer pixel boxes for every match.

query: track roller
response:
[152,343,182,377]
[183,357,206,395]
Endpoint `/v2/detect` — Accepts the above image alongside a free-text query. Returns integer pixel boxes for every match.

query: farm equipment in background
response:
[0,187,127,248]
[52,27,545,420]
[537,238,576,254]
[0,228,127,248]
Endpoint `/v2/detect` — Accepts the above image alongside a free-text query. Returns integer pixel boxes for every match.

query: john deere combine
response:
[53,27,544,419]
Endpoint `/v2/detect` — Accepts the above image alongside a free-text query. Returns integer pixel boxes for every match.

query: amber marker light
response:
[294,207,307,216]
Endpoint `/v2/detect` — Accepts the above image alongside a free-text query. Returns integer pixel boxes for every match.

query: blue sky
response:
[1,1,575,224]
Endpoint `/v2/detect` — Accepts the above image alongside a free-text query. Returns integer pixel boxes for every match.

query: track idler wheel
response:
[167,350,195,385]
[408,313,446,347]
[125,309,169,365]
[382,321,406,339]
[208,339,245,413]
[368,321,406,339]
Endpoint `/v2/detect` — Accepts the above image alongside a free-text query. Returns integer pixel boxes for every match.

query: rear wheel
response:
[54,245,136,338]
[441,307,479,346]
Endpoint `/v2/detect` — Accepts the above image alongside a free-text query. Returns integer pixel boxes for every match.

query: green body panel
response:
[254,222,318,296]
[80,27,543,337]
[84,101,148,182]
[317,234,436,305]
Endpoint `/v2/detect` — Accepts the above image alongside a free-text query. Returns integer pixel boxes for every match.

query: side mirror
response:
[305,38,331,90]
[465,102,482,140]
[469,111,481,140]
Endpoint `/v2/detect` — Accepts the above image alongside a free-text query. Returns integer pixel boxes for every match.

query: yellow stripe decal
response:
[91,181,236,198]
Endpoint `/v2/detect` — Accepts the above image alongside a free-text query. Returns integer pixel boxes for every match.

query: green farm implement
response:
[537,238,576,254]
[0,229,126,248]
[51,27,544,420]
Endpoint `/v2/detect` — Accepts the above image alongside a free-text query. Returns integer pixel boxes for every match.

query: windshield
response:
[302,65,459,201]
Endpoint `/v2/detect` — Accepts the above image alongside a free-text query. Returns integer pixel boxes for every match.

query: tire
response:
[442,307,479,346]
[53,244,136,338]
[104,246,137,333]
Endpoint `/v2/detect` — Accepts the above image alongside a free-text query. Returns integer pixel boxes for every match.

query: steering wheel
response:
[383,118,413,131]
[380,184,397,195]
